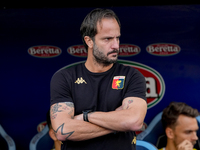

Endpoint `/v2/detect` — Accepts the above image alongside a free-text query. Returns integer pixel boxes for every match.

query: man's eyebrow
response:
[184,129,198,133]
[101,36,113,40]
[102,35,121,39]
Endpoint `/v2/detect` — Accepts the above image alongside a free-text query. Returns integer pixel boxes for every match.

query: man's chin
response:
[101,58,118,66]
[93,55,118,66]
[109,57,118,62]
[109,60,118,65]
[192,141,196,146]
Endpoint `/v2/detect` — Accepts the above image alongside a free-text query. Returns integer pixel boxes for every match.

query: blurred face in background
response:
[171,115,198,147]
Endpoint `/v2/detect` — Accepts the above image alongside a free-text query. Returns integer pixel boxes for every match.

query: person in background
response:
[46,110,62,150]
[50,8,147,150]
[159,102,199,150]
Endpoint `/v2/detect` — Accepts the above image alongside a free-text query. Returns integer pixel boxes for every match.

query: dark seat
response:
[136,140,158,150]
[137,112,164,146]
[29,125,54,150]
[0,124,16,150]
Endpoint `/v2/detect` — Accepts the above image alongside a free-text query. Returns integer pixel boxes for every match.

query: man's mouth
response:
[107,50,119,56]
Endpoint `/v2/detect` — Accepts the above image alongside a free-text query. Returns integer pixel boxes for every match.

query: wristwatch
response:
[82,110,92,122]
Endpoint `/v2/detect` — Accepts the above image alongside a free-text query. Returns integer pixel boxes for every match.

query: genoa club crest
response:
[112,76,125,89]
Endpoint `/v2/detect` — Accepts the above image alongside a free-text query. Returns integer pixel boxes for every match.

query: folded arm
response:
[50,102,113,141]
[76,97,147,132]
[50,97,147,142]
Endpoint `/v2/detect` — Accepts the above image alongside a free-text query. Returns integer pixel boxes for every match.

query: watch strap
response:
[83,110,91,122]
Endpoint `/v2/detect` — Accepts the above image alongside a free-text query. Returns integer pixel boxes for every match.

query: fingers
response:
[74,114,83,121]
[115,105,123,111]
[177,140,193,150]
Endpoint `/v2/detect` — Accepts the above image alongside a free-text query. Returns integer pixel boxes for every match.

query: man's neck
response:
[85,57,114,73]
[165,140,177,150]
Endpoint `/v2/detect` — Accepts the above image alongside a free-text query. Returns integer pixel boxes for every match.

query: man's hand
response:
[74,114,83,121]
[177,140,193,150]
[74,105,123,121]
[115,105,123,111]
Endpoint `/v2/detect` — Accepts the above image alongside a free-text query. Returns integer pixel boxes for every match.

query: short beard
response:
[93,42,118,67]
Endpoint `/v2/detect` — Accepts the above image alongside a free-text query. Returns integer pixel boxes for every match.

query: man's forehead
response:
[175,115,198,129]
[97,18,120,32]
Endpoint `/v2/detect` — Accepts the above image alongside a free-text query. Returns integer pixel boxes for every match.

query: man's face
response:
[92,18,120,65]
[172,115,199,147]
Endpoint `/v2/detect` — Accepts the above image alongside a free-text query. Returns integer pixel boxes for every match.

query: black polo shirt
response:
[50,62,146,150]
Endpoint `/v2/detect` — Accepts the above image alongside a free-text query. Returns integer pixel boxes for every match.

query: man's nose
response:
[192,132,198,141]
[111,38,119,50]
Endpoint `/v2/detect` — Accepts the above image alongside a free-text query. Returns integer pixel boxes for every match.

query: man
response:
[50,8,147,150]
[159,102,199,150]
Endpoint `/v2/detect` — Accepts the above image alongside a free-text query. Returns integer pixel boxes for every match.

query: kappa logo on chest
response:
[75,77,87,84]
[112,76,125,89]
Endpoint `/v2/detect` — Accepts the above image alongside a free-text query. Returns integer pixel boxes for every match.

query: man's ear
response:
[165,127,174,139]
[49,128,57,141]
[84,36,94,49]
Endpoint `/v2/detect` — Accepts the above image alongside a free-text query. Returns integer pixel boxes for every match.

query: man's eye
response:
[185,131,192,134]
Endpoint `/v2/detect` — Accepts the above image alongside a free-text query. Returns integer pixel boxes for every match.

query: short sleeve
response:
[124,68,147,101]
[50,70,73,106]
